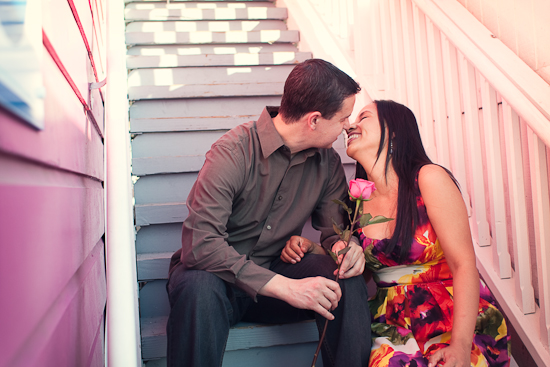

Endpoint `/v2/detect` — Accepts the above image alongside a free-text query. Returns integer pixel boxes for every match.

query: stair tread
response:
[127,43,298,55]
[126,20,286,32]
[125,29,299,45]
[125,7,287,21]
[129,96,281,132]
[126,2,275,9]
[128,65,294,86]
[127,51,310,68]
[127,65,294,100]
[141,316,319,359]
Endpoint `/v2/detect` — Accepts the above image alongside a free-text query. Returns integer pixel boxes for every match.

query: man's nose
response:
[343,119,351,130]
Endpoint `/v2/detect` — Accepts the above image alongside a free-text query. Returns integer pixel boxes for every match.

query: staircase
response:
[124,0,323,365]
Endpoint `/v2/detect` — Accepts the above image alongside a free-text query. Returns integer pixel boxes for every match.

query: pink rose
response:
[349,179,376,200]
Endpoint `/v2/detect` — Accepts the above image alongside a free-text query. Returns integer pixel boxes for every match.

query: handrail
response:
[105,0,142,366]
[412,0,550,148]
[282,0,550,365]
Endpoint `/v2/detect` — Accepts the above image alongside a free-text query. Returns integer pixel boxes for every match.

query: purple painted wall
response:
[0,0,107,366]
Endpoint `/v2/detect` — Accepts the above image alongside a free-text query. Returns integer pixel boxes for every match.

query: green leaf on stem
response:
[359,213,373,228]
[327,248,339,264]
[332,199,352,214]
[341,229,351,242]
[338,246,351,256]
[368,215,394,225]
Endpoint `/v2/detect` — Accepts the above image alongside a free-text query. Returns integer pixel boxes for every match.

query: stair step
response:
[125,7,286,21]
[129,96,282,133]
[127,65,294,100]
[138,252,173,280]
[126,20,286,33]
[134,173,196,226]
[136,202,188,226]
[127,43,299,56]
[127,51,310,68]
[141,316,319,360]
[136,223,183,254]
[126,0,275,2]
[132,130,225,175]
[140,280,170,319]
[125,29,299,46]
[126,2,275,10]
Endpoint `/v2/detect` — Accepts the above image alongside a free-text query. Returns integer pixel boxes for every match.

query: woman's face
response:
[345,103,384,160]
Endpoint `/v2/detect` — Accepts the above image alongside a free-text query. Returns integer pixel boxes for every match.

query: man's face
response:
[314,95,355,149]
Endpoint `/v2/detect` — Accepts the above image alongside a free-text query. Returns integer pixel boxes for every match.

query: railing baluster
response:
[388,0,406,103]
[459,53,491,246]
[441,36,471,218]
[400,0,420,118]
[480,77,512,278]
[425,20,450,168]
[501,101,536,314]
[379,0,396,100]
[411,4,436,161]
[527,128,550,346]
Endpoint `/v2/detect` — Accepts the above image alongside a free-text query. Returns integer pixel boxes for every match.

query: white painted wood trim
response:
[412,0,550,147]
[105,0,141,365]
[526,128,550,348]
[501,101,536,315]
[480,77,511,279]
[459,54,490,246]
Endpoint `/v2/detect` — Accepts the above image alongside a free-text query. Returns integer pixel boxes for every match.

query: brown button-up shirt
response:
[172,107,348,299]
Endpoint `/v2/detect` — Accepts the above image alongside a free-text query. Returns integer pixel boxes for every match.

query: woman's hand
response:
[280,236,325,264]
[428,342,471,367]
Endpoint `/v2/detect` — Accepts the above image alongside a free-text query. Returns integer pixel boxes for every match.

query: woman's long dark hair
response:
[355,100,457,261]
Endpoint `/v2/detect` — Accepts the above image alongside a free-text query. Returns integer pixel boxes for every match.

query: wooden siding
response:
[456,0,550,85]
[0,0,106,366]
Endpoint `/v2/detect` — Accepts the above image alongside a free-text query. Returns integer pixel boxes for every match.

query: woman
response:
[282,100,510,367]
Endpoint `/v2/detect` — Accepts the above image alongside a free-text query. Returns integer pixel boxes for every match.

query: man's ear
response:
[306,111,322,131]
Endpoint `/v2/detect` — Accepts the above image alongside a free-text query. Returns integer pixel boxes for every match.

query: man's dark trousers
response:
[166,253,371,367]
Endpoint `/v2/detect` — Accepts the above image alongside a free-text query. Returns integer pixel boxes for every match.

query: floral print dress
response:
[360,178,510,367]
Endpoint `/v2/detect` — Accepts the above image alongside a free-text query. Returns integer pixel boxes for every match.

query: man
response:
[167,59,371,367]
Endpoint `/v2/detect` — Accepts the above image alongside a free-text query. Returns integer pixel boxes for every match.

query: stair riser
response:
[129,96,282,133]
[125,7,287,21]
[127,52,310,68]
[125,30,299,45]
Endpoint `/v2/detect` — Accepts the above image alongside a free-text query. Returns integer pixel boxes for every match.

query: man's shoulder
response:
[213,121,257,152]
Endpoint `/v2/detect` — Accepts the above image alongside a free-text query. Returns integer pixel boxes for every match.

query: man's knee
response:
[167,267,227,309]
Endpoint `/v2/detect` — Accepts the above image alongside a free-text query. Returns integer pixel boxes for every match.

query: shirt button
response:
[278,196,283,200]
[267,225,272,230]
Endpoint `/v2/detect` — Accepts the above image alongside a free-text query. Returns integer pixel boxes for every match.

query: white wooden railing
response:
[105,0,141,366]
[282,0,550,365]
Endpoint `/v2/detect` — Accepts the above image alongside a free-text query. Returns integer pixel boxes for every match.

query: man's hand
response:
[331,240,365,279]
[280,235,325,264]
[259,274,342,320]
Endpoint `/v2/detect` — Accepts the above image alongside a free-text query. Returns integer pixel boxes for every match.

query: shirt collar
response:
[257,106,320,159]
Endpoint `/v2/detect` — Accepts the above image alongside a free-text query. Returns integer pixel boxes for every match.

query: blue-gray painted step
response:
[127,43,299,56]
[125,29,299,46]
[125,6,287,21]
[131,130,226,175]
[136,223,183,254]
[127,65,295,100]
[129,96,282,133]
[127,51,310,68]
[141,316,321,363]
[126,2,275,9]
[126,20,286,33]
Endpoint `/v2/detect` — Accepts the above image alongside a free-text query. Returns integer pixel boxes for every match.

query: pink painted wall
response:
[0,0,107,366]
